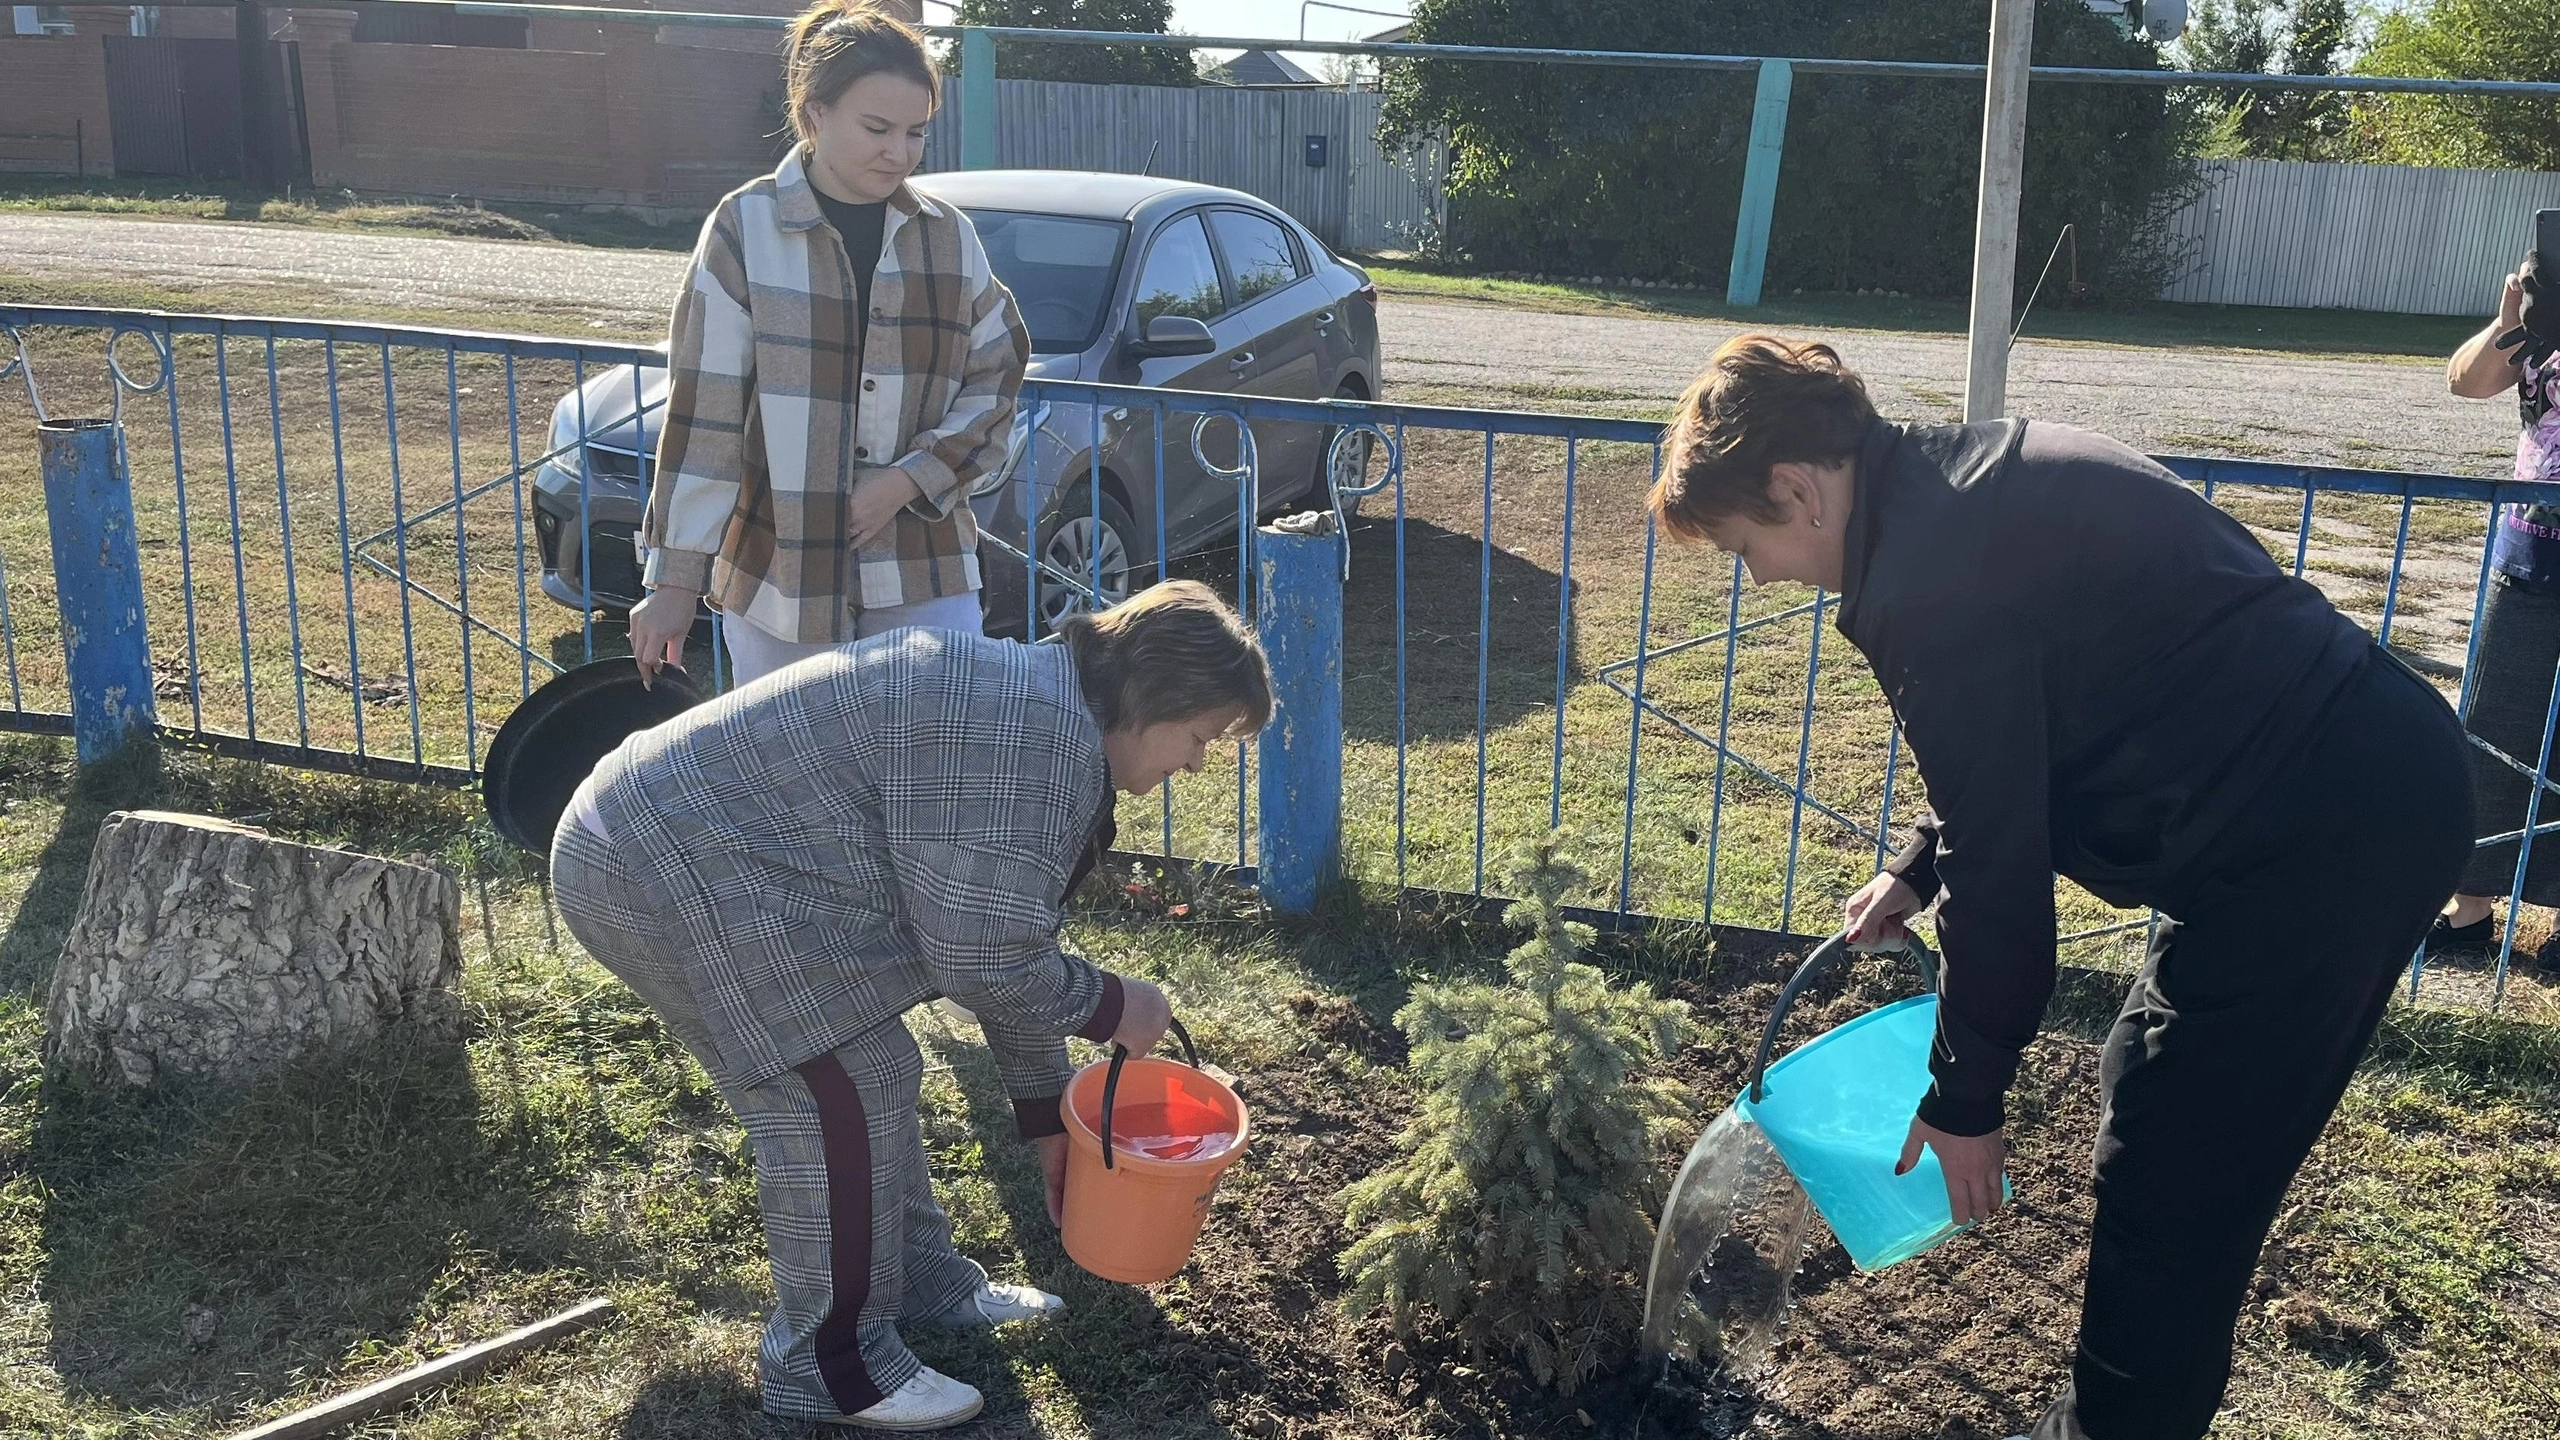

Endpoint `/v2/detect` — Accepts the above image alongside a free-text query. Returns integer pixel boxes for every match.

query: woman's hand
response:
[1844,872,1923,949]
[1111,978,1172,1057]
[1897,1115,2008,1226]
[628,584,701,689]
[1035,1133,1069,1226]
[848,467,924,546]
[2499,268,2528,333]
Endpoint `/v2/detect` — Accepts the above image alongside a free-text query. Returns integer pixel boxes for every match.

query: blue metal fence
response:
[6,302,2558,1010]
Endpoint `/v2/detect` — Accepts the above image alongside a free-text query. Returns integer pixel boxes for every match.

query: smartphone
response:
[2541,208,2560,268]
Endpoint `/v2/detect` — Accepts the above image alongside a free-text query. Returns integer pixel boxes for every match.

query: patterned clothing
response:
[2491,350,2560,586]
[643,148,1031,642]
[578,628,1125,1112]
[553,818,986,1418]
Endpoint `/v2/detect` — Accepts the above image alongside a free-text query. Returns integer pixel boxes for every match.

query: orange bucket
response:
[1058,1019,1250,1284]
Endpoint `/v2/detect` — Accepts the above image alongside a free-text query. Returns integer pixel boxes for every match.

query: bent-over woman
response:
[554,581,1270,1430]
[1649,337,2472,1440]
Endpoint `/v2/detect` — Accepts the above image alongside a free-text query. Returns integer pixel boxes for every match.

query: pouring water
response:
[1642,931,2002,1371]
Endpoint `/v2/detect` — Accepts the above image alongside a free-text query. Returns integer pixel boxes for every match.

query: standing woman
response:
[629,0,1029,687]
[1649,337,2473,1440]
[2427,253,2560,960]
[554,581,1272,1429]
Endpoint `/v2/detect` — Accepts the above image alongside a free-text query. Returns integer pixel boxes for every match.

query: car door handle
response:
[1227,352,1255,370]
[1316,311,1336,326]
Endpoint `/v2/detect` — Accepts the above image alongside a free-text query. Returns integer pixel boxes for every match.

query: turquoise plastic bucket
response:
[1733,935,2006,1272]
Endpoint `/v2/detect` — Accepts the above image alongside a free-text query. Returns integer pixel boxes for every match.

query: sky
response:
[915,0,1413,73]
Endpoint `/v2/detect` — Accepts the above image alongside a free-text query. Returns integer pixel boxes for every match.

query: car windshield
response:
[963,209,1129,355]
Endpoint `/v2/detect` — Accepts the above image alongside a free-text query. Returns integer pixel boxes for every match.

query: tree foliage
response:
[2349,0,2560,170]
[950,0,1197,87]
[2175,0,2354,160]
[1337,831,1697,1392]
[1379,0,2202,302]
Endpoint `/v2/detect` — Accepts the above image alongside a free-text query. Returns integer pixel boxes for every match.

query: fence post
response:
[960,28,997,171]
[39,418,157,764]
[1254,518,1343,913]
[1725,59,1793,308]
[1964,0,2035,421]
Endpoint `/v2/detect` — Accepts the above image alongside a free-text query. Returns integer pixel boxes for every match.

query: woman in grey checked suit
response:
[553,581,1271,1430]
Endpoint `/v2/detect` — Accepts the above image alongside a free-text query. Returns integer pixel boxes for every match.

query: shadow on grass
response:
[1162,515,1579,745]
[32,1026,574,1420]
[616,1362,787,1439]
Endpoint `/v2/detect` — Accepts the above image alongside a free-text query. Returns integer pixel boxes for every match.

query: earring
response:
[1811,517,1824,529]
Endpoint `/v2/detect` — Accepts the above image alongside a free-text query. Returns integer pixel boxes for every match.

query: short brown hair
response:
[1648,335,1879,542]
[1060,581,1274,736]
[783,0,941,148]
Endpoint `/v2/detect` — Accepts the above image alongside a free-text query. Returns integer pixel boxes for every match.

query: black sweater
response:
[1838,419,2373,1136]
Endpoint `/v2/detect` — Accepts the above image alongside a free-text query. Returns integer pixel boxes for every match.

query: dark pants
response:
[2054,654,2474,1440]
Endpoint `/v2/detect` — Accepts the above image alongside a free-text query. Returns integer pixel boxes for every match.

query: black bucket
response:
[483,659,708,851]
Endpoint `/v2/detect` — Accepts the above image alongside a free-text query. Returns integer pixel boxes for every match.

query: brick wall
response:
[0,35,111,177]
[324,42,621,199]
[297,12,820,209]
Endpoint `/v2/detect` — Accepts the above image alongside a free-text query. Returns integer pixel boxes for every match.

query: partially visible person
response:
[627,0,1029,690]
[553,580,1271,1430]
[2432,252,2560,962]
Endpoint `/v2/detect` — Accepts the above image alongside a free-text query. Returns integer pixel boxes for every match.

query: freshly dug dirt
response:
[1153,932,2116,1440]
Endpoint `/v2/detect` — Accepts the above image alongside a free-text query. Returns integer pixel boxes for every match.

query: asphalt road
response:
[0,212,2518,476]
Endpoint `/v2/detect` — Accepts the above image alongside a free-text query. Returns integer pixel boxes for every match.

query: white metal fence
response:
[921,78,1445,254]
[2163,157,2560,316]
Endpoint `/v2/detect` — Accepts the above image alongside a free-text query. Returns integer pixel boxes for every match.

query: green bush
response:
[1337,831,1698,1391]
[1380,0,2203,304]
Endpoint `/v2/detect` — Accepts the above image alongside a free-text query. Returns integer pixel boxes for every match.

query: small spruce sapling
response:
[1337,830,1698,1391]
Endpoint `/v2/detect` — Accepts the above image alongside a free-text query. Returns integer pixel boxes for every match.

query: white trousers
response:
[719,592,987,688]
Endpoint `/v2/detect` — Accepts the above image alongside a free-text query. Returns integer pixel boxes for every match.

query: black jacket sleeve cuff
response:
[1074,972,1127,1045]
[1915,1086,2005,1137]
[1013,1096,1068,1140]
[1884,830,1942,905]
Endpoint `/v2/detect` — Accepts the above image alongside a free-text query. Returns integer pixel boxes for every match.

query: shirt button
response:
[855,447,869,459]
[863,379,877,392]
[871,306,884,319]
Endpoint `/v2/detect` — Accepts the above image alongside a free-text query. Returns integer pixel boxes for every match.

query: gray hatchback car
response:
[530,170,1383,634]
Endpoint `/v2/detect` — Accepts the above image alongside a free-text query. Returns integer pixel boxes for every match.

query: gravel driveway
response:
[1,213,2517,475]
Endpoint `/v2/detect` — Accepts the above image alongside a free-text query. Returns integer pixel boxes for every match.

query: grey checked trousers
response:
[552,818,985,1418]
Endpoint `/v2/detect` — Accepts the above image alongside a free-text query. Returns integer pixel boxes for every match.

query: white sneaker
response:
[823,1367,984,1430]
[935,998,978,1025]
[957,1279,1066,1325]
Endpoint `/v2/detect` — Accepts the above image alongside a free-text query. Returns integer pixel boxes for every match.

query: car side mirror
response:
[1127,315,1217,360]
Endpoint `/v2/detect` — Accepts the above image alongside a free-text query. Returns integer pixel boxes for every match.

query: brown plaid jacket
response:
[642,150,1031,642]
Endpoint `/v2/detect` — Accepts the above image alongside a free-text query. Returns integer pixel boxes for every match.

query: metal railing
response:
[6,302,2559,1009]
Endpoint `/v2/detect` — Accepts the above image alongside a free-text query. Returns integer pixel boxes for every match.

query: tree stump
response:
[44,810,465,1087]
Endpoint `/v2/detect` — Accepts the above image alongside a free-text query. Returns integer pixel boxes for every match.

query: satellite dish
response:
[2141,0,2188,40]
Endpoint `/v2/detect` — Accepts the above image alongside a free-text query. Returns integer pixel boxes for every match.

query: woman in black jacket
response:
[1648,336,2473,1440]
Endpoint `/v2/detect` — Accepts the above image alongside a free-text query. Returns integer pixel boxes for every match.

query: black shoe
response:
[2534,932,2560,974]
[2424,915,2494,956]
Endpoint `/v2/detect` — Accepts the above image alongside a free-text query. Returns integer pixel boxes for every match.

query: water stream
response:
[1639,1104,1820,1377]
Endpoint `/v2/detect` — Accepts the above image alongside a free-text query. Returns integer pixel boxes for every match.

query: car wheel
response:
[1318,382,1376,519]
[1034,485,1139,633]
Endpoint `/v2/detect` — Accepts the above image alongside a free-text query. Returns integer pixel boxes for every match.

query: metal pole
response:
[1725,59,1793,308]
[959,27,996,171]
[1255,517,1344,913]
[39,418,158,764]
[1963,0,2034,422]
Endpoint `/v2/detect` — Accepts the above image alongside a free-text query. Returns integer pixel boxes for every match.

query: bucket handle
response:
[1098,1013,1199,1171]
[1745,928,1940,1105]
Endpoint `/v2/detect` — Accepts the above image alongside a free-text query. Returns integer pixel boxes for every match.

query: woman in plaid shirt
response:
[629,1,1030,688]
[556,582,1271,1429]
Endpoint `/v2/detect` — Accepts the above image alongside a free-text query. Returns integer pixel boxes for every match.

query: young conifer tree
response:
[1338,829,1697,1390]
